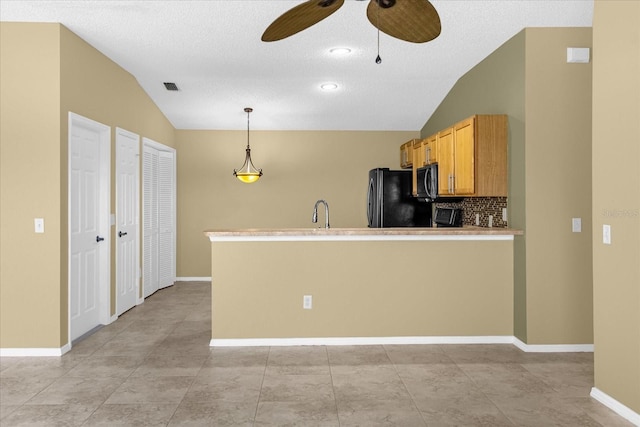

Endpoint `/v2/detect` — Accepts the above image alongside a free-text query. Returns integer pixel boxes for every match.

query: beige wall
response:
[176,130,418,277]
[592,0,640,415]
[1,23,63,348]
[524,28,593,345]
[420,28,593,345]
[0,23,175,348]
[211,240,514,339]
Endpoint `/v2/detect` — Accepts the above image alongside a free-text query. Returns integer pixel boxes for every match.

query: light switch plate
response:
[303,295,312,309]
[603,224,611,244]
[34,218,44,233]
[572,218,581,233]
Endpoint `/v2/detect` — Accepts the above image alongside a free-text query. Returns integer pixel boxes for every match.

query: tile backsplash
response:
[434,197,508,228]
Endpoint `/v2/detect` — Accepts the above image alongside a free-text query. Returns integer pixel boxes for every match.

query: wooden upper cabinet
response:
[436,114,507,197]
[453,117,475,195]
[436,126,455,195]
[400,140,414,169]
[425,134,438,165]
[472,114,507,197]
[404,114,507,198]
[411,138,424,196]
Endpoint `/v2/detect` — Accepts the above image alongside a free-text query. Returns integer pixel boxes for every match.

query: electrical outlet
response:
[303,295,312,309]
[502,208,507,222]
[603,225,611,245]
[475,214,480,226]
[572,218,581,233]
[488,215,493,228]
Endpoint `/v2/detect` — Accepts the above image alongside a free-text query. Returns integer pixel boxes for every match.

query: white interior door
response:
[143,145,159,298]
[116,128,140,315]
[69,113,110,342]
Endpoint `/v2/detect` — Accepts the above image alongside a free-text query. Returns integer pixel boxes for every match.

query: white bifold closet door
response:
[143,141,175,298]
[157,151,176,289]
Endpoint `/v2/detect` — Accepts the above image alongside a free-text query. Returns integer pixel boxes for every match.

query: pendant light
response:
[233,107,263,183]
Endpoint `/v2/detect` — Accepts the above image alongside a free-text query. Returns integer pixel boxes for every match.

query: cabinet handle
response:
[118,231,128,238]
[96,235,105,243]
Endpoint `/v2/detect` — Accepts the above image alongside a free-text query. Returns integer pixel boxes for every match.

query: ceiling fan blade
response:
[262,0,345,42]
[367,0,441,43]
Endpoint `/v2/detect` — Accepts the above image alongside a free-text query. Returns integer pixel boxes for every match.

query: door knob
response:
[96,236,105,243]
[118,231,128,238]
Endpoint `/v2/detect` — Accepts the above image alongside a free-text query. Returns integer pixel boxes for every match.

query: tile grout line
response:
[452,354,520,426]
[326,345,343,427]
[382,344,430,427]
[251,345,271,426]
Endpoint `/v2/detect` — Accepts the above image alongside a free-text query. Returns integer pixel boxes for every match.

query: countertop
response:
[204,227,523,242]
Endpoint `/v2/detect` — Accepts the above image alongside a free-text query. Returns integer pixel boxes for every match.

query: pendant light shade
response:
[233,107,263,183]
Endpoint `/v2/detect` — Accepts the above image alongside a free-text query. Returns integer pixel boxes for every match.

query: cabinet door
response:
[420,139,429,166]
[437,127,455,195]
[426,134,438,164]
[400,141,413,169]
[453,117,475,195]
[411,140,423,196]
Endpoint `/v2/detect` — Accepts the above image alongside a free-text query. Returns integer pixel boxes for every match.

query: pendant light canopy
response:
[233,107,263,183]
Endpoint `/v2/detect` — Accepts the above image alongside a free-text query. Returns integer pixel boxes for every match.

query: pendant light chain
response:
[245,107,252,149]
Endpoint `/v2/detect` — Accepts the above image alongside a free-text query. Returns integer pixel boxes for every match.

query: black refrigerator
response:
[367,168,432,227]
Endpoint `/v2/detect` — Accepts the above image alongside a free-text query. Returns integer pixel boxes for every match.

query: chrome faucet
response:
[312,199,330,229]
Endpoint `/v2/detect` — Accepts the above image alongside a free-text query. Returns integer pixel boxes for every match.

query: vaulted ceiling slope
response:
[0,0,593,131]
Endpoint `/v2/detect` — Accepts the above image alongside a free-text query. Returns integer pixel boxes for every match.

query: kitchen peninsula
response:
[205,227,522,347]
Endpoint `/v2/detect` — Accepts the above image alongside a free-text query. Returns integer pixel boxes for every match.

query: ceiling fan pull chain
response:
[375,0,382,64]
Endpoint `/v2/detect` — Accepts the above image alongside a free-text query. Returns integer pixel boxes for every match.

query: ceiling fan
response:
[261,0,442,44]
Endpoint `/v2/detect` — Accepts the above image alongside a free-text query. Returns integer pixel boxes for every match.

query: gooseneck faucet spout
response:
[312,199,330,229]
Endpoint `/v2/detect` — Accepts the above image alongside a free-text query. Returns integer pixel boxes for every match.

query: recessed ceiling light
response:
[320,83,339,91]
[329,47,351,55]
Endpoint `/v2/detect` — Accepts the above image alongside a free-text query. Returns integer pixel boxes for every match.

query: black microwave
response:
[416,163,438,201]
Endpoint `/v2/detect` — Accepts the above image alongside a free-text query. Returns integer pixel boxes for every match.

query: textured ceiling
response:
[0,0,593,131]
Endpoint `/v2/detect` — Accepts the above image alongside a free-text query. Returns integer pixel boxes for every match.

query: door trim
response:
[67,112,111,346]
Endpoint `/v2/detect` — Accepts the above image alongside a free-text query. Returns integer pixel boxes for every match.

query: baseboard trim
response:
[210,335,515,347]
[513,337,594,353]
[176,277,211,282]
[590,387,640,426]
[0,344,71,357]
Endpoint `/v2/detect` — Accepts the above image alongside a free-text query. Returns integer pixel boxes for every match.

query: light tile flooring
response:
[0,281,634,426]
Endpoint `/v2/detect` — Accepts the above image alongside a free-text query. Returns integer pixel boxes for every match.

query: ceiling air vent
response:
[163,82,179,91]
